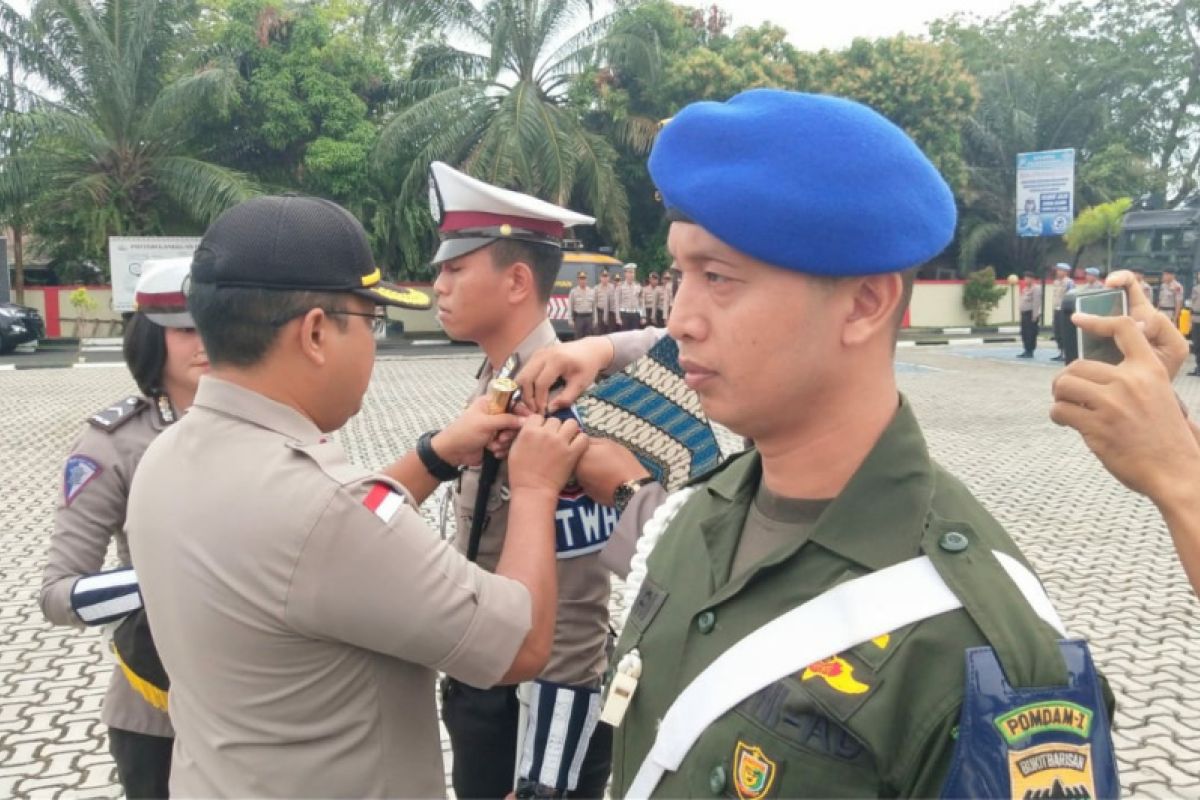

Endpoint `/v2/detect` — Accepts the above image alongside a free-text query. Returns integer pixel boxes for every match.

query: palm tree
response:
[371,0,658,268]
[0,0,257,272]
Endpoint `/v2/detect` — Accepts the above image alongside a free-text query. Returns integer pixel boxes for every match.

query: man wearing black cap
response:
[125,195,588,797]
[516,89,1117,799]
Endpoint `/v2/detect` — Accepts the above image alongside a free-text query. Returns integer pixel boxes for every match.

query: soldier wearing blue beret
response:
[515,89,1119,798]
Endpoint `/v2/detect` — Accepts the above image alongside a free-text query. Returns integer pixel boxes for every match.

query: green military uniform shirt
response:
[610,398,1107,798]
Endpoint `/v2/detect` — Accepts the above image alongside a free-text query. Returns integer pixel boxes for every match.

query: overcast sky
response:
[700,0,1020,50]
[7,0,1022,51]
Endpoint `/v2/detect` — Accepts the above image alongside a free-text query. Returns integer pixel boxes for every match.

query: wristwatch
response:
[417,430,460,482]
[613,476,655,514]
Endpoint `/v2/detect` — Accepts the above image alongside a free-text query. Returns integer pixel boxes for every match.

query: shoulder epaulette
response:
[88,396,149,433]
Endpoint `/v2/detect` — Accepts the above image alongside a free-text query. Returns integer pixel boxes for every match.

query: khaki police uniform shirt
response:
[128,377,531,798]
[569,285,597,321]
[1160,280,1184,314]
[595,283,617,323]
[454,319,612,687]
[609,399,1104,797]
[616,281,643,315]
[1019,282,1043,319]
[643,285,660,316]
[1052,277,1074,310]
[40,396,174,738]
[660,282,674,318]
[1191,284,1200,313]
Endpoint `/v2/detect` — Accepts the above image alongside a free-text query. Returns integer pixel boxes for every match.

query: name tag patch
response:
[554,486,616,559]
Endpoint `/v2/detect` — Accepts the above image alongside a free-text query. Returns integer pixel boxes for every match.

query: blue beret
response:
[1085,267,1101,276]
[648,89,957,275]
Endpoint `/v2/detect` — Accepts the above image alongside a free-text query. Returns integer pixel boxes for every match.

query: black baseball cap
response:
[191,195,431,309]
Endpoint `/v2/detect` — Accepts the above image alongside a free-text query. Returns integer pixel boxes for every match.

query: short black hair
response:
[122,312,168,396]
[187,282,350,367]
[488,240,563,302]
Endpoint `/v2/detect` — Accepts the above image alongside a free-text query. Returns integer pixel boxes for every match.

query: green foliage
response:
[372,0,658,273]
[1063,197,1133,269]
[961,266,1007,326]
[68,286,97,313]
[0,0,257,271]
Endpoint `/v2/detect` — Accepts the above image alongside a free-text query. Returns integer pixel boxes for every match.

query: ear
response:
[842,273,904,347]
[297,307,331,367]
[506,261,538,306]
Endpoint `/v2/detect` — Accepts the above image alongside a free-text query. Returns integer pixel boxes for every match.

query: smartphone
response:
[1074,288,1129,364]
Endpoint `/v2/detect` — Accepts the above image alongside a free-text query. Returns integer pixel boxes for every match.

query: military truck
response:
[1115,207,1200,295]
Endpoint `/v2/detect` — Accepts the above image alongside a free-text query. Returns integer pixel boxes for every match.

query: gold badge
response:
[801,656,870,695]
[733,741,776,800]
[1008,742,1096,799]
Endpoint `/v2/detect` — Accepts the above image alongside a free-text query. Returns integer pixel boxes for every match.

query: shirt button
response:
[939,531,970,553]
[708,765,727,794]
[696,610,717,634]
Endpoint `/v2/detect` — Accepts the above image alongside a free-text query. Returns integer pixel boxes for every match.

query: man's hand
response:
[515,336,615,415]
[1051,312,1200,503]
[574,437,651,506]
[508,415,589,496]
[433,397,521,468]
[1104,269,1189,378]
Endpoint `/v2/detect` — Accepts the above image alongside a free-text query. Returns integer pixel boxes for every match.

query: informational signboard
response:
[1016,149,1075,238]
[108,237,201,313]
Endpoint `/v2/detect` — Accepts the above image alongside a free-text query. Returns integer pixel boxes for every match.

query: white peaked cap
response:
[428,161,595,264]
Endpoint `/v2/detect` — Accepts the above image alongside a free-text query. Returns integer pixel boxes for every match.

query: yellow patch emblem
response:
[733,741,776,800]
[872,634,890,650]
[801,656,870,695]
[1008,742,1096,800]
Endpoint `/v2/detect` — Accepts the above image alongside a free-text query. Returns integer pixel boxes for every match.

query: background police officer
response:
[40,259,205,798]
[569,270,598,339]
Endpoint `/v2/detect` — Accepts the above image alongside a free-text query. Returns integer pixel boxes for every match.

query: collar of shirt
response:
[701,395,935,574]
[476,318,559,389]
[192,375,324,443]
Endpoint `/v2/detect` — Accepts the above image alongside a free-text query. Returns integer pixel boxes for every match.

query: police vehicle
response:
[0,301,44,354]
[548,243,622,339]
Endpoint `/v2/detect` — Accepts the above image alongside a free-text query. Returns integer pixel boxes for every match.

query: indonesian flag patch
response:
[363,483,404,523]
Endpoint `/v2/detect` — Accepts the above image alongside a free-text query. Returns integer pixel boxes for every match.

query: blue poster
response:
[1016,149,1075,238]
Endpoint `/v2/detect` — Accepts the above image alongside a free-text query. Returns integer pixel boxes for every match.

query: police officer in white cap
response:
[426,161,617,799]
[40,257,207,797]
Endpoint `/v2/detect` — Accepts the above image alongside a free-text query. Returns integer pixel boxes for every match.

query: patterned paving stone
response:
[1,347,1199,797]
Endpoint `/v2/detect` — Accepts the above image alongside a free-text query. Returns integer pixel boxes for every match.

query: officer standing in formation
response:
[641,272,660,328]
[1051,262,1075,361]
[1159,268,1184,325]
[427,161,618,799]
[1017,269,1043,358]
[517,89,1117,799]
[1084,266,1104,288]
[569,270,599,339]
[595,269,617,333]
[657,270,674,327]
[616,264,643,330]
[40,259,205,798]
[1133,268,1156,306]
[127,195,587,797]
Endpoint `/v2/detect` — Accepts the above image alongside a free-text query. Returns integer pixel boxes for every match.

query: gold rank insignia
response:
[733,741,777,800]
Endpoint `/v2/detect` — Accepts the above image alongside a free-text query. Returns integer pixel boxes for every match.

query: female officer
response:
[39,258,207,798]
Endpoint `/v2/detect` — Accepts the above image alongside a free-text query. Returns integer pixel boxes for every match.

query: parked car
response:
[0,302,45,354]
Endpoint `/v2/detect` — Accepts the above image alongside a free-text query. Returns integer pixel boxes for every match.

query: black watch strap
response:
[614,476,656,514]
[417,430,460,482]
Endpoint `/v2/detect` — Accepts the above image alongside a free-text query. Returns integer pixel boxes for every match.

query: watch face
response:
[428,173,443,225]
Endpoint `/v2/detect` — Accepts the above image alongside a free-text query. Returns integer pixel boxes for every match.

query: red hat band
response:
[440,211,564,240]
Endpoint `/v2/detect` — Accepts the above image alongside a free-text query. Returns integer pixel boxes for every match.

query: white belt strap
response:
[625,551,1066,799]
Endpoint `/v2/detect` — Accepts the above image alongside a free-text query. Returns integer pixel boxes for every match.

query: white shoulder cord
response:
[618,487,698,631]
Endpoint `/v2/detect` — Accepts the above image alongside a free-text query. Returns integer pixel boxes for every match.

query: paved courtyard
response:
[1,344,1199,797]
